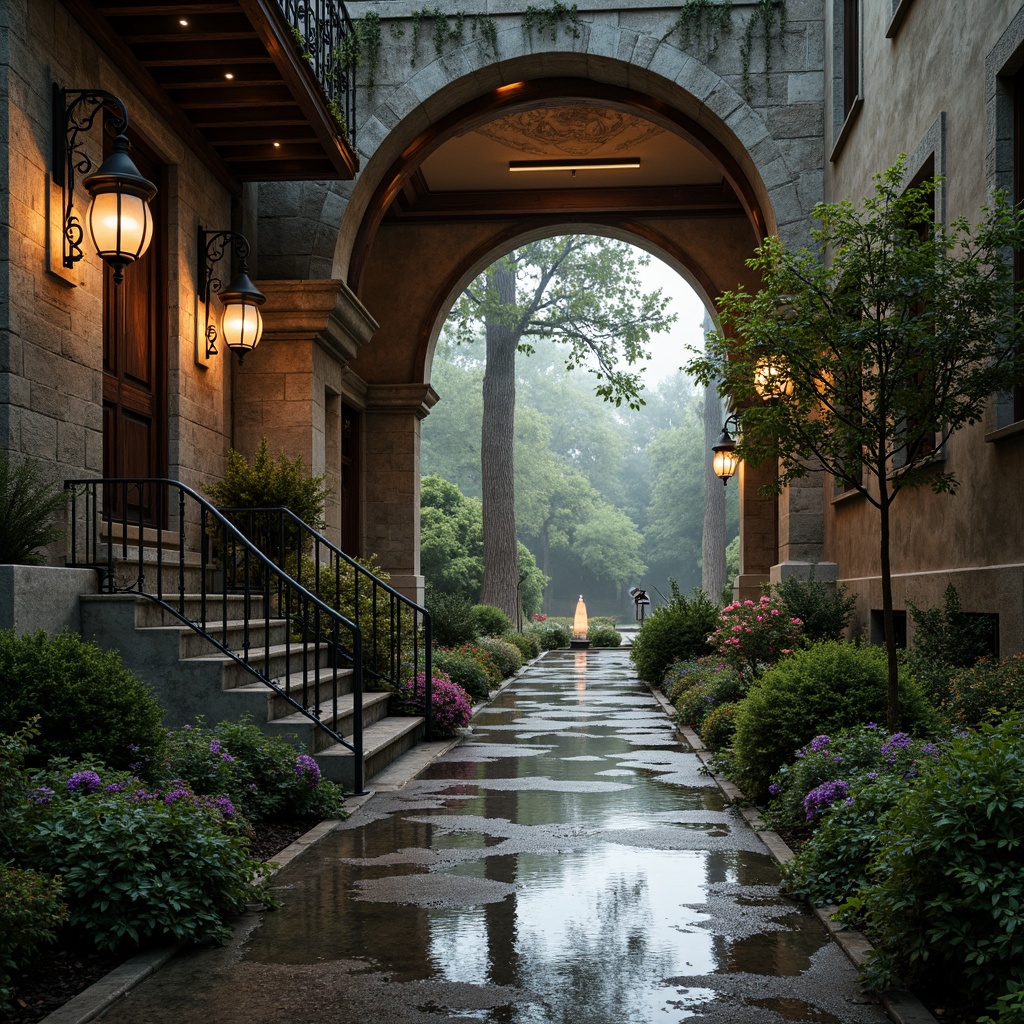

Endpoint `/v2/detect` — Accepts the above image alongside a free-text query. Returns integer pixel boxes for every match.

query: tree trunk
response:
[480,261,521,620]
[879,493,901,732]
[702,374,727,603]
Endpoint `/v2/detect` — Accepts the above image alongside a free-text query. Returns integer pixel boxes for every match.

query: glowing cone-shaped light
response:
[573,595,588,641]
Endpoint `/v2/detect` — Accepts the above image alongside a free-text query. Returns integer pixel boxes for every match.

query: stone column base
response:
[769,561,839,584]
[388,574,425,606]
[732,573,770,602]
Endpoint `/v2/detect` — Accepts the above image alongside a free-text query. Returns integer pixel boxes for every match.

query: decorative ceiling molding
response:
[475,106,666,156]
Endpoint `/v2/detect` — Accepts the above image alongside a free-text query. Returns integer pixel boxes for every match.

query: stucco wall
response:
[822,1,1024,647]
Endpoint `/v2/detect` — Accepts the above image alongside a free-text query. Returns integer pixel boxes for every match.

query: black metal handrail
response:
[219,507,432,740]
[276,0,358,148]
[63,478,367,793]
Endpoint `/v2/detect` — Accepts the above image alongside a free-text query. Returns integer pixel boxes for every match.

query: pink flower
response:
[771,609,780,616]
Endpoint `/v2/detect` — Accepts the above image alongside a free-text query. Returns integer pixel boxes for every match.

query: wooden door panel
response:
[102,135,166,526]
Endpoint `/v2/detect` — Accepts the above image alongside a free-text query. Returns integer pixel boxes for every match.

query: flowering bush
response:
[666,658,745,729]
[764,724,938,828]
[709,594,803,680]
[391,672,472,736]
[164,717,345,822]
[452,642,503,684]
[22,765,274,951]
[473,636,523,678]
[433,648,491,701]
[939,654,1024,728]
[845,717,1024,1006]
[699,702,740,752]
[730,641,939,800]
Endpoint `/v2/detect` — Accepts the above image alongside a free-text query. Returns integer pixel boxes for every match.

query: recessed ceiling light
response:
[509,157,641,172]
[225,72,235,80]
[273,142,281,148]
[179,19,188,27]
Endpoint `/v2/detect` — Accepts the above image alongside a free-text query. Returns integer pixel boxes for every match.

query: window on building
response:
[870,609,907,649]
[831,0,863,160]
[1013,69,1024,423]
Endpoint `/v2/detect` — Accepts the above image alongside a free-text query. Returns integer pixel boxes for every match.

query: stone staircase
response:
[77,546,425,791]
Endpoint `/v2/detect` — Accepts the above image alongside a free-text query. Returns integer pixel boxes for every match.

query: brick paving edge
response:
[647,683,938,1024]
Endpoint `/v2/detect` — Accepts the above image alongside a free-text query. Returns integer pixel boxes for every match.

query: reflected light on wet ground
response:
[96,648,891,1024]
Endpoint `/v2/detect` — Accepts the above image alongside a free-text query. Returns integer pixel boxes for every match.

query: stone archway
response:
[254,16,828,599]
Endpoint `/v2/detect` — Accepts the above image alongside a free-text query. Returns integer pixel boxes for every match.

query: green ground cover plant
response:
[842,718,1024,1010]
[164,717,345,822]
[21,765,274,951]
[0,451,69,564]
[939,654,1024,727]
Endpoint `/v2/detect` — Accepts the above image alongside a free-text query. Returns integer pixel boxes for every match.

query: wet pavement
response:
[96,648,890,1024]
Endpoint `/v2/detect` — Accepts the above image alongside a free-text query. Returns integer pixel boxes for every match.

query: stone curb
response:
[659,704,938,1024]
[38,651,550,1024]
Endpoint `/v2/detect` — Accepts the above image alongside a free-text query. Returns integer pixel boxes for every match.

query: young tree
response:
[687,160,1024,730]
[449,236,675,619]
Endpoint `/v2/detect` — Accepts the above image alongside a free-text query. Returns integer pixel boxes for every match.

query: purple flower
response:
[128,743,140,753]
[212,796,235,819]
[881,732,912,754]
[803,779,850,820]
[209,739,222,755]
[222,753,235,764]
[768,783,781,797]
[164,787,191,804]
[295,754,321,787]
[67,770,102,794]
[31,786,55,805]
[105,782,126,793]
[809,735,831,753]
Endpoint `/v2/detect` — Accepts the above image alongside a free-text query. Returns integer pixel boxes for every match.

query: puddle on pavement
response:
[97,648,888,1024]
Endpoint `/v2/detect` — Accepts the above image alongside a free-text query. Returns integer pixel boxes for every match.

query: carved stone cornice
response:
[256,279,378,366]
[364,383,440,419]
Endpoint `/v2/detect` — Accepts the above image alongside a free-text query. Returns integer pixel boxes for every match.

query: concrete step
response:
[229,668,359,719]
[266,690,392,752]
[132,593,267,628]
[182,641,335,691]
[314,715,426,789]
[135,618,292,660]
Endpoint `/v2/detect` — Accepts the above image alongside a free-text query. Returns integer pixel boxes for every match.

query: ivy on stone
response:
[666,0,786,101]
[523,0,581,42]
[409,7,500,66]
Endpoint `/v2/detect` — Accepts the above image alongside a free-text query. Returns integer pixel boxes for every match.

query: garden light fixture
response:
[571,595,590,649]
[198,227,266,363]
[55,85,157,283]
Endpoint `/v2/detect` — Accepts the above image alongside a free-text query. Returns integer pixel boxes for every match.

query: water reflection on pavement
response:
[97,648,890,1024]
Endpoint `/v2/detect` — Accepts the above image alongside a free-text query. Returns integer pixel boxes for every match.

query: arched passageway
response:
[246,22,828,599]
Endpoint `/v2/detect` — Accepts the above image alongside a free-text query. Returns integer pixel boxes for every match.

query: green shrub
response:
[474,636,522,678]
[781,772,907,907]
[530,622,571,650]
[299,553,417,690]
[0,631,166,776]
[846,718,1024,1004]
[433,649,491,702]
[23,768,273,951]
[771,573,857,642]
[699,702,739,752]
[164,717,345,822]
[449,642,502,685]
[427,591,479,647]
[471,604,512,636]
[588,625,622,647]
[907,583,996,703]
[939,654,1024,728]
[205,438,329,565]
[731,641,937,800]
[629,587,720,683]
[0,865,67,1008]
[671,661,746,730]
[0,452,70,565]
[505,631,540,661]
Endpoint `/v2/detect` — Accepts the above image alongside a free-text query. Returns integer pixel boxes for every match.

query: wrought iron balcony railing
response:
[278,0,358,149]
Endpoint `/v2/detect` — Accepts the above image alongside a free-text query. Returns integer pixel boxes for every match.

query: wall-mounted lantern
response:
[198,228,266,364]
[54,86,158,284]
[712,415,741,486]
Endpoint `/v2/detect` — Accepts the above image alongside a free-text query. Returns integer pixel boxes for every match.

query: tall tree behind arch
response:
[450,236,675,619]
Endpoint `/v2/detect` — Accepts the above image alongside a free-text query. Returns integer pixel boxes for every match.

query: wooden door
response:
[341,402,360,555]
[102,137,167,525]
